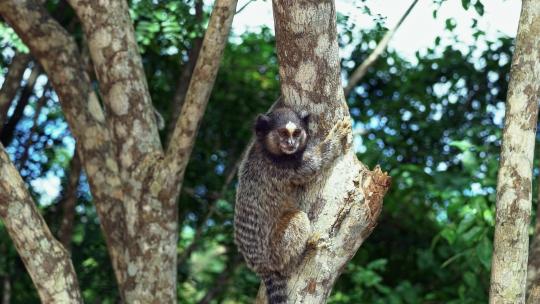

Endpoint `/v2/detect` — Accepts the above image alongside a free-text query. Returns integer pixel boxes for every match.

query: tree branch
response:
[343,0,418,97]
[0,53,30,127]
[164,0,237,190]
[0,146,82,303]
[166,0,204,147]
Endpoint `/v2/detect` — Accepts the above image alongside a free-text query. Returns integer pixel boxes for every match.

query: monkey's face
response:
[255,108,310,157]
[273,122,307,155]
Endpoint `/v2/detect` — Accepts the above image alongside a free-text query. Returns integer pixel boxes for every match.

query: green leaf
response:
[441,228,457,244]
[474,1,485,16]
[462,226,484,244]
[476,237,493,269]
[461,0,471,10]
[449,140,473,152]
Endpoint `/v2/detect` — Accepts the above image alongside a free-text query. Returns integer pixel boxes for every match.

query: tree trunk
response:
[253,1,391,302]
[0,0,237,302]
[489,1,540,303]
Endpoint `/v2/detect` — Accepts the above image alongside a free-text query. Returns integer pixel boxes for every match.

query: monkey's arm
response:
[290,118,351,185]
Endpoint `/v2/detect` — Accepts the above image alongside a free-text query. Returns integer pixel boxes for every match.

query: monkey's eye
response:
[278,129,289,137]
[293,129,301,137]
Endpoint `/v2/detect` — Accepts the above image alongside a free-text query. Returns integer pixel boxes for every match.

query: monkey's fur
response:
[234,106,351,304]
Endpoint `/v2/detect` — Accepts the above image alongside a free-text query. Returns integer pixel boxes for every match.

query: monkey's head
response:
[254,107,310,157]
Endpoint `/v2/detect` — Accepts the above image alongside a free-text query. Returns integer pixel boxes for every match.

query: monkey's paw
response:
[335,118,352,151]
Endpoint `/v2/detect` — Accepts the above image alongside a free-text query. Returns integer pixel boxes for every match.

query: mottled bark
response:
[57,150,82,252]
[489,1,540,303]
[0,65,40,144]
[0,147,82,303]
[166,0,204,146]
[527,173,540,296]
[252,1,391,302]
[0,53,30,127]
[67,0,162,163]
[343,0,418,97]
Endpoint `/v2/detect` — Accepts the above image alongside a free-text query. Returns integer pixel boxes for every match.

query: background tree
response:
[0,0,533,303]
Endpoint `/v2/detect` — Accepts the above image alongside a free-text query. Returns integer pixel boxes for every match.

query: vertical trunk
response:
[489,1,540,303]
[253,1,390,302]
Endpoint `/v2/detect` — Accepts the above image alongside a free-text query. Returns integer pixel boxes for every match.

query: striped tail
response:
[261,272,287,304]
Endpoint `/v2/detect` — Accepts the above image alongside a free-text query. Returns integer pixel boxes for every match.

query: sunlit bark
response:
[489,1,540,303]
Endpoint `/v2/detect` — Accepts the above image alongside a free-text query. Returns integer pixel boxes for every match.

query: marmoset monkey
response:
[234,106,351,304]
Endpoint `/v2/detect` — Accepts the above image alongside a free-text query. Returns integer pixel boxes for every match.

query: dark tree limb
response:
[57,149,82,252]
[197,255,243,304]
[0,53,30,127]
[0,65,40,144]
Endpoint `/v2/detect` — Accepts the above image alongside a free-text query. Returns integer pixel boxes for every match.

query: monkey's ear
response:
[254,114,271,136]
[299,110,310,125]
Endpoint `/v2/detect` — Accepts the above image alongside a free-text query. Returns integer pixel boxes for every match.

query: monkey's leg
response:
[268,209,312,272]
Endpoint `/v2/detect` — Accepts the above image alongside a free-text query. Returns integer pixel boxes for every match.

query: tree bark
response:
[527,173,540,294]
[0,53,30,128]
[253,1,391,302]
[0,146,82,303]
[489,1,540,303]
[0,1,130,295]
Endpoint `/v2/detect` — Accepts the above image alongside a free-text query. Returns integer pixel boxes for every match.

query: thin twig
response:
[344,0,419,97]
